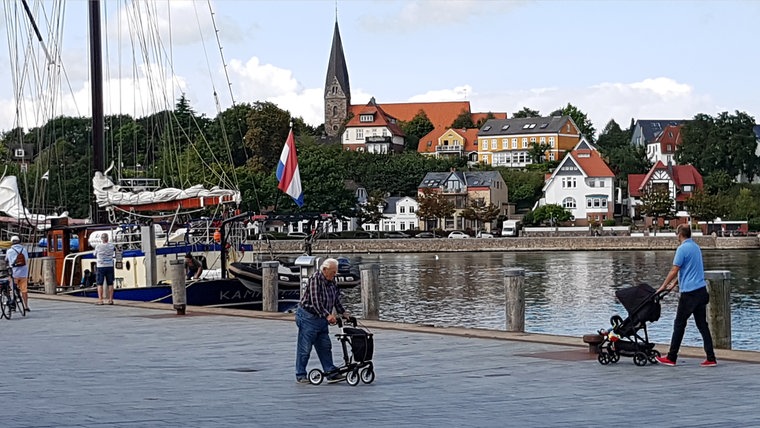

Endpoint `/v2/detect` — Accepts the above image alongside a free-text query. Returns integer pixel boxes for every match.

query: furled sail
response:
[0,175,69,224]
[92,171,241,212]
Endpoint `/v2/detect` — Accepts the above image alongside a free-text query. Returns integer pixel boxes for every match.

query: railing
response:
[435,144,463,153]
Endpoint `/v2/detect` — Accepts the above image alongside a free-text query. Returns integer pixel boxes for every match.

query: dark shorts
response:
[96,266,115,286]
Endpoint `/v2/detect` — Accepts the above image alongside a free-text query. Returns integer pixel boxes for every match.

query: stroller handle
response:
[336,316,357,328]
[654,289,670,303]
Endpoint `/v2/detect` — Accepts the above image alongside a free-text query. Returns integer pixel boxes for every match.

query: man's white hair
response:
[321,258,339,271]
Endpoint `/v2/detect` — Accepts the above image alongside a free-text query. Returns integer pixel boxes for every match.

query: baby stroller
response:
[308,317,375,386]
[597,283,668,366]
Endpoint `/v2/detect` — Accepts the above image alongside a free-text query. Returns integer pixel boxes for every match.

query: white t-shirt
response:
[94,242,116,267]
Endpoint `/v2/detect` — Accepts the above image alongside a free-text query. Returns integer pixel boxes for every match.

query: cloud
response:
[408,85,473,102]
[360,0,526,33]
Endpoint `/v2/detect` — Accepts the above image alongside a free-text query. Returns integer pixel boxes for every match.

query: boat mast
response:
[89,0,105,223]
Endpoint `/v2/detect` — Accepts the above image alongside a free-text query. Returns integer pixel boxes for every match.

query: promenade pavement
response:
[4,296,760,428]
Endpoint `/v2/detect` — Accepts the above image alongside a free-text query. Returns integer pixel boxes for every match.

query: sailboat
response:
[4,1,302,310]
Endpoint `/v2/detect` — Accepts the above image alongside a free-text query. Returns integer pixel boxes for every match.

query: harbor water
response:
[341,249,760,351]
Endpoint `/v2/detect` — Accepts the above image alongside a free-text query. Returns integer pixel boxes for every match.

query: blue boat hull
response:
[68,278,300,312]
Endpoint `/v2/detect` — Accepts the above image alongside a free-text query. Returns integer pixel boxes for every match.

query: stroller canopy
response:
[615,283,661,324]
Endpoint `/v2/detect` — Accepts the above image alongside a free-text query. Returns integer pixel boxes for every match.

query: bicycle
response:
[0,272,27,320]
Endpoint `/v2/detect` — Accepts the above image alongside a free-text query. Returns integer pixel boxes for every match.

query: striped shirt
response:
[300,270,345,318]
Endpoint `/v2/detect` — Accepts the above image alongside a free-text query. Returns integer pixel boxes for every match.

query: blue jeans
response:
[295,306,337,379]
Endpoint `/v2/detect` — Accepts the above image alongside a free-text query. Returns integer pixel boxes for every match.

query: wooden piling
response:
[360,264,380,320]
[504,268,525,332]
[42,256,57,294]
[705,270,732,349]
[262,261,279,312]
[169,260,186,315]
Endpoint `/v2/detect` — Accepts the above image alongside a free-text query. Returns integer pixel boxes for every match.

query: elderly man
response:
[94,233,116,305]
[294,258,350,384]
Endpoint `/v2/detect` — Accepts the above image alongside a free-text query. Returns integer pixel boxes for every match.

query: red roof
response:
[628,174,646,197]
[654,124,683,154]
[417,127,479,153]
[350,101,471,129]
[571,150,615,177]
[629,162,703,201]
[345,102,404,136]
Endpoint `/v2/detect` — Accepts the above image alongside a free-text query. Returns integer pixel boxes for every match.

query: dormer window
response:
[14,148,25,158]
[501,125,509,131]
[360,114,374,122]
[523,124,530,129]
[483,125,491,131]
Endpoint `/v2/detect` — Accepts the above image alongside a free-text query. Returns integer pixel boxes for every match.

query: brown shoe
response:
[107,301,114,305]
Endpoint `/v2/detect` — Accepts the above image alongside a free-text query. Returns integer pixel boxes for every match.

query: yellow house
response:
[476,116,581,167]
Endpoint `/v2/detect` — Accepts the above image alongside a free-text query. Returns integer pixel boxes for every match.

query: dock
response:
[6,296,760,427]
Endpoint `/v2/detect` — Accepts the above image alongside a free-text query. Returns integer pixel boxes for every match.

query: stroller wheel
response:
[346,369,360,386]
[647,350,661,364]
[598,352,610,365]
[360,367,375,384]
[633,352,648,367]
[609,352,620,363]
[308,369,324,385]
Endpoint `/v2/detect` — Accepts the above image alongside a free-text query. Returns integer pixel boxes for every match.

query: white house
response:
[540,138,616,226]
[362,196,419,232]
[342,97,405,153]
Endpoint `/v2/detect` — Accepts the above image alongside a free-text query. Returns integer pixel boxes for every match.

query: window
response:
[683,185,693,192]
[549,152,555,161]
[502,139,508,149]
[409,206,415,213]
[512,140,517,149]
[562,177,577,188]
[382,128,388,136]
[562,197,576,209]
[522,138,528,148]
[332,106,338,116]
[332,86,337,94]
[540,137,546,143]
[530,137,536,143]
[345,131,350,140]
[501,124,510,131]
[360,114,373,122]
[483,125,492,131]
[400,206,406,214]
[14,148,25,158]
[491,139,497,150]
[357,129,363,139]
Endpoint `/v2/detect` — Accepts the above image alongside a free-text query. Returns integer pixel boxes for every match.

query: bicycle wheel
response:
[1,292,11,319]
[13,289,26,317]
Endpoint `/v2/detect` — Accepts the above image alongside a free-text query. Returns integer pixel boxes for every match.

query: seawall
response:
[252,236,760,254]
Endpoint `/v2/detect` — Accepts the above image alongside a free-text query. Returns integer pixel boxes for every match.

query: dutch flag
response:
[276,129,304,207]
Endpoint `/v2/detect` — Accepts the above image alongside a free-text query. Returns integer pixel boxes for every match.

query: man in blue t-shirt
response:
[655,224,716,367]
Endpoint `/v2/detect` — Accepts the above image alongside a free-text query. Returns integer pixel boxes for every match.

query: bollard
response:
[504,268,525,332]
[704,270,732,349]
[169,259,187,315]
[262,261,279,312]
[360,264,380,320]
[42,256,57,294]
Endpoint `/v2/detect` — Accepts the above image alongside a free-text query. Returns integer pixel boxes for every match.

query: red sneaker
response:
[655,356,676,366]
[700,359,717,367]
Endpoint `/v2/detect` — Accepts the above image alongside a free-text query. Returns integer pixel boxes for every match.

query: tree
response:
[512,107,540,118]
[551,103,596,142]
[704,170,734,194]
[460,197,500,231]
[528,142,552,164]
[638,186,675,233]
[498,168,545,209]
[358,190,388,228]
[677,111,759,182]
[449,109,475,129]
[416,188,455,230]
[531,204,572,226]
[474,112,496,128]
[732,188,760,221]
[685,188,727,225]
[400,110,434,151]
[244,101,292,174]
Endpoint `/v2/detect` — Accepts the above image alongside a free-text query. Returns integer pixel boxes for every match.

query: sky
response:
[1,0,759,135]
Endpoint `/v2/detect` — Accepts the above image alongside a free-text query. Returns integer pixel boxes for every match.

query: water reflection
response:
[342,249,760,351]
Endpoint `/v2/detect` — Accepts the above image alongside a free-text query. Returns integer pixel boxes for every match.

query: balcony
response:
[365,136,392,144]
[436,144,463,154]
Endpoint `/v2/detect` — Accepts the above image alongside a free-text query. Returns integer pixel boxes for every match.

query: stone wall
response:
[251,236,760,255]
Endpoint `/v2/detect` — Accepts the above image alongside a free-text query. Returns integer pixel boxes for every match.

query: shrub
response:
[603,219,616,227]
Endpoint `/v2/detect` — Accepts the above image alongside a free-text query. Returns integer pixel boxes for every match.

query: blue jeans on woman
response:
[295,306,337,380]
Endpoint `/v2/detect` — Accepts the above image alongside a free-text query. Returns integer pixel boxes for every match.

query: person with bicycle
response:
[5,236,30,311]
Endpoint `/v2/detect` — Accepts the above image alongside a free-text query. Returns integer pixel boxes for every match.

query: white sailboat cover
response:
[0,175,70,224]
[92,171,241,208]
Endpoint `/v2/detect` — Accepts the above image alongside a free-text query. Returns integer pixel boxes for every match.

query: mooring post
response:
[504,268,525,332]
[704,270,732,349]
[42,256,57,294]
[169,259,187,315]
[262,261,279,312]
[360,264,380,320]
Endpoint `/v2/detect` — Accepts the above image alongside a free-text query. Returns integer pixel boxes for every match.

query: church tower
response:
[324,20,351,138]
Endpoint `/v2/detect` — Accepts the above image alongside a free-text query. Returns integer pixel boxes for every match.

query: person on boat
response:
[5,236,30,311]
[94,233,116,305]
[184,254,203,280]
[80,269,96,288]
[294,258,350,384]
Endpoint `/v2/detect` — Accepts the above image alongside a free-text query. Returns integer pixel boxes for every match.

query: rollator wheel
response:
[598,352,610,365]
[647,350,661,364]
[346,369,360,386]
[360,367,375,384]
[633,352,648,367]
[308,369,324,385]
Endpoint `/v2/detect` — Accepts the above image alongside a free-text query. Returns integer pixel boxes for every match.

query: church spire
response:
[324,18,350,138]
